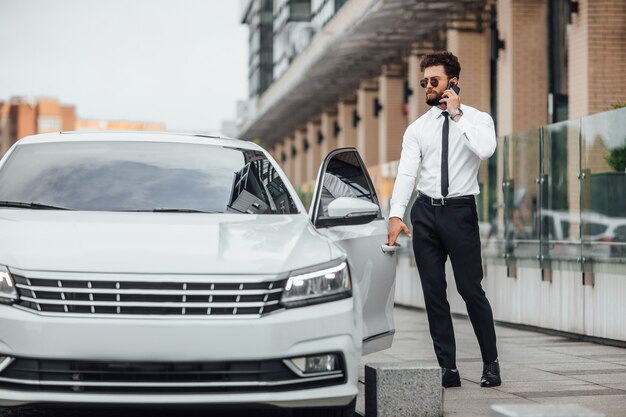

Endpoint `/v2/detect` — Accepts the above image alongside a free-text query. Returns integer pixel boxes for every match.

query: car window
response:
[585,222,608,236]
[0,141,298,214]
[317,150,379,217]
[560,220,570,239]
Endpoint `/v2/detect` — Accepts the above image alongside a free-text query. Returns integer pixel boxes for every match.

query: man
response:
[387,51,501,388]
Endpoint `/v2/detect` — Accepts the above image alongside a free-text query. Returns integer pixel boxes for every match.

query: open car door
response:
[310,148,396,354]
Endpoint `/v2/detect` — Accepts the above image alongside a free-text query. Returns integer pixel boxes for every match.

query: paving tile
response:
[495,380,598,393]
[360,307,626,417]
[567,373,626,385]
[443,398,536,417]
[545,346,626,356]
[511,388,623,399]
[528,362,622,372]
[532,395,626,417]
[601,383,626,392]
[457,357,483,363]
[442,383,520,400]
[557,368,626,376]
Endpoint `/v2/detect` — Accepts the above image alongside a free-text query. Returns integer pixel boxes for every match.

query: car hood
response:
[0,210,338,274]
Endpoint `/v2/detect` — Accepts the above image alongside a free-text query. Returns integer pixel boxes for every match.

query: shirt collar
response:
[429,106,448,118]
[431,105,461,118]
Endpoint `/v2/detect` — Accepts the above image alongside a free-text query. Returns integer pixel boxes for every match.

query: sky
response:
[0,0,248,133]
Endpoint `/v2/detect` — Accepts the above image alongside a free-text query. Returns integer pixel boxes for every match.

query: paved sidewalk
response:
[358,306,626,416]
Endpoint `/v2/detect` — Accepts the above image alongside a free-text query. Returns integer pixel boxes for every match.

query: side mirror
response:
[327,197,379,218]
[316,197,379,228]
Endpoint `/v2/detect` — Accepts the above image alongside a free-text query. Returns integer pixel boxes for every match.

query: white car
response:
[0,132,396,416]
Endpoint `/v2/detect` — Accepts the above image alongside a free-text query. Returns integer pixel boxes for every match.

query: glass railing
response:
[381,107,626,275]
[481,107,626,273]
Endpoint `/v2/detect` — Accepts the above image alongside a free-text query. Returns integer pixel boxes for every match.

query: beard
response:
[426,90,443,106]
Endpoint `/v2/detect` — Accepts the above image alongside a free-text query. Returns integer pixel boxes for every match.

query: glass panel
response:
[478,135,503,260]
[541,119,581,262]
[581,107,626,263]
[503,129,541,263]
[316,150,380,218]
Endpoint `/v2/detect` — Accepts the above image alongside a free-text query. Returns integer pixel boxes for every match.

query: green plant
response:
[606,144,626,172]
[296,187,314,211]
[606,102,626,172]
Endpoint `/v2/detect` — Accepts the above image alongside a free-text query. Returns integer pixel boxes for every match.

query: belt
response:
[416,192,475,206]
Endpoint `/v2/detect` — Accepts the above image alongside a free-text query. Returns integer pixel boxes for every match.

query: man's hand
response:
[388,217,411,246]
[440,86,461,116]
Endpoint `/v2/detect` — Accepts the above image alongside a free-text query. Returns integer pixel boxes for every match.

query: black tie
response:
[441,111,449,197]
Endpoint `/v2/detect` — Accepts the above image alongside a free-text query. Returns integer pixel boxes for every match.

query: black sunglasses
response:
[419,77,449,88]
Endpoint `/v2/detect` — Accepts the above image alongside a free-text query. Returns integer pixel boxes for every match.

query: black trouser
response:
[410,195,498,369]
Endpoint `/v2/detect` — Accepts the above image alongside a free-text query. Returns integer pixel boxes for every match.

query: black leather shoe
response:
[480,360,501,387]
[442,368,461,388]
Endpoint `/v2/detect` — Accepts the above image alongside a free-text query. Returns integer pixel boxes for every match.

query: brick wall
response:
[307,120,321,185]
[320,111,338,160]
[497,0,548,136]
[15,104,37,140]
[337,99,357,148]
[293,129,305,186]
[569,0,626,118]
[447,29,491,113]
[284,136,295,183]
[378,65,408,166]
[0,103,9,155]
[357,79,379,167]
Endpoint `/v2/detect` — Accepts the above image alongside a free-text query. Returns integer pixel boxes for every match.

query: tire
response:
[293,398,356,417]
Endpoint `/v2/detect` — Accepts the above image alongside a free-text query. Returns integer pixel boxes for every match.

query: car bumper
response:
[0,298,361,407]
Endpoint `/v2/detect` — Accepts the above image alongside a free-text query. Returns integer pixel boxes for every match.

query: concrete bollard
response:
[365,362,442,417]
[491,404,605,417]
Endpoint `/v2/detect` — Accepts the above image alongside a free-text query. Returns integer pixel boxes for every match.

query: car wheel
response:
[293,398,356,417]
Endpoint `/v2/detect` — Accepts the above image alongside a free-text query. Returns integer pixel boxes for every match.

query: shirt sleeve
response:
[453,110,497,160]
[323,173,357,198]
[389,123,421,220]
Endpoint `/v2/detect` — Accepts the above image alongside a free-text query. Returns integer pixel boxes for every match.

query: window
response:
[315,150,379,219]
[0,141,298,214]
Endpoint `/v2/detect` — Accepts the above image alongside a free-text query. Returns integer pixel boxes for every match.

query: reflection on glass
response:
[375,108,626,270]
[317,151,379,218]
[502,129,541,261]
[581,108,626,260]
[479,136,503,259]
[540,119,580,261]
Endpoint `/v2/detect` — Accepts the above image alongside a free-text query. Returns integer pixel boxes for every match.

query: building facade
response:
[0,97,166,157]
[239,0,626,343]
[0,97,76,156]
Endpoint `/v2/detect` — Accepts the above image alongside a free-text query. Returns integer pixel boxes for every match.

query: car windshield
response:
[0,141,299,214]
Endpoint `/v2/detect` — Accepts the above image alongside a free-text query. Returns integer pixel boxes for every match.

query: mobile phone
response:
[448,81,460,95]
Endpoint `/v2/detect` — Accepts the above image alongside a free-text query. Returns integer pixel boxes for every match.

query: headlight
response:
[0,266,18,305]
[281,260,351,308]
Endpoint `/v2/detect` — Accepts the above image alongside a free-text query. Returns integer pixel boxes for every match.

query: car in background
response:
[540,209,626,257]
[0,132,397,416]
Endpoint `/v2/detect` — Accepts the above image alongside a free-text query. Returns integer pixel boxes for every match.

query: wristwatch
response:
[449,108,463,120]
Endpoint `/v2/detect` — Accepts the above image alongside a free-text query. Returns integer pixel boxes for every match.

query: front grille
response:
[12,273,286,317]
[0,357,345,393]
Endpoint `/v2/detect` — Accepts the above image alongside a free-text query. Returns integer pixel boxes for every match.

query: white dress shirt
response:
[389,104,496,220]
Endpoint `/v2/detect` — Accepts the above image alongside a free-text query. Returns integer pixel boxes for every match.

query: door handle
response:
[381,244,399,255]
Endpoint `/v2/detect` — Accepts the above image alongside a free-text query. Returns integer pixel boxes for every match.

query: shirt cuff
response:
[388,205,407,220]
[454,115,469,131]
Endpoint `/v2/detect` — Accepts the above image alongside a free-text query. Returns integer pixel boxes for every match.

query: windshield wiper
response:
[150,208,223,213]
[0,201,74,210]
